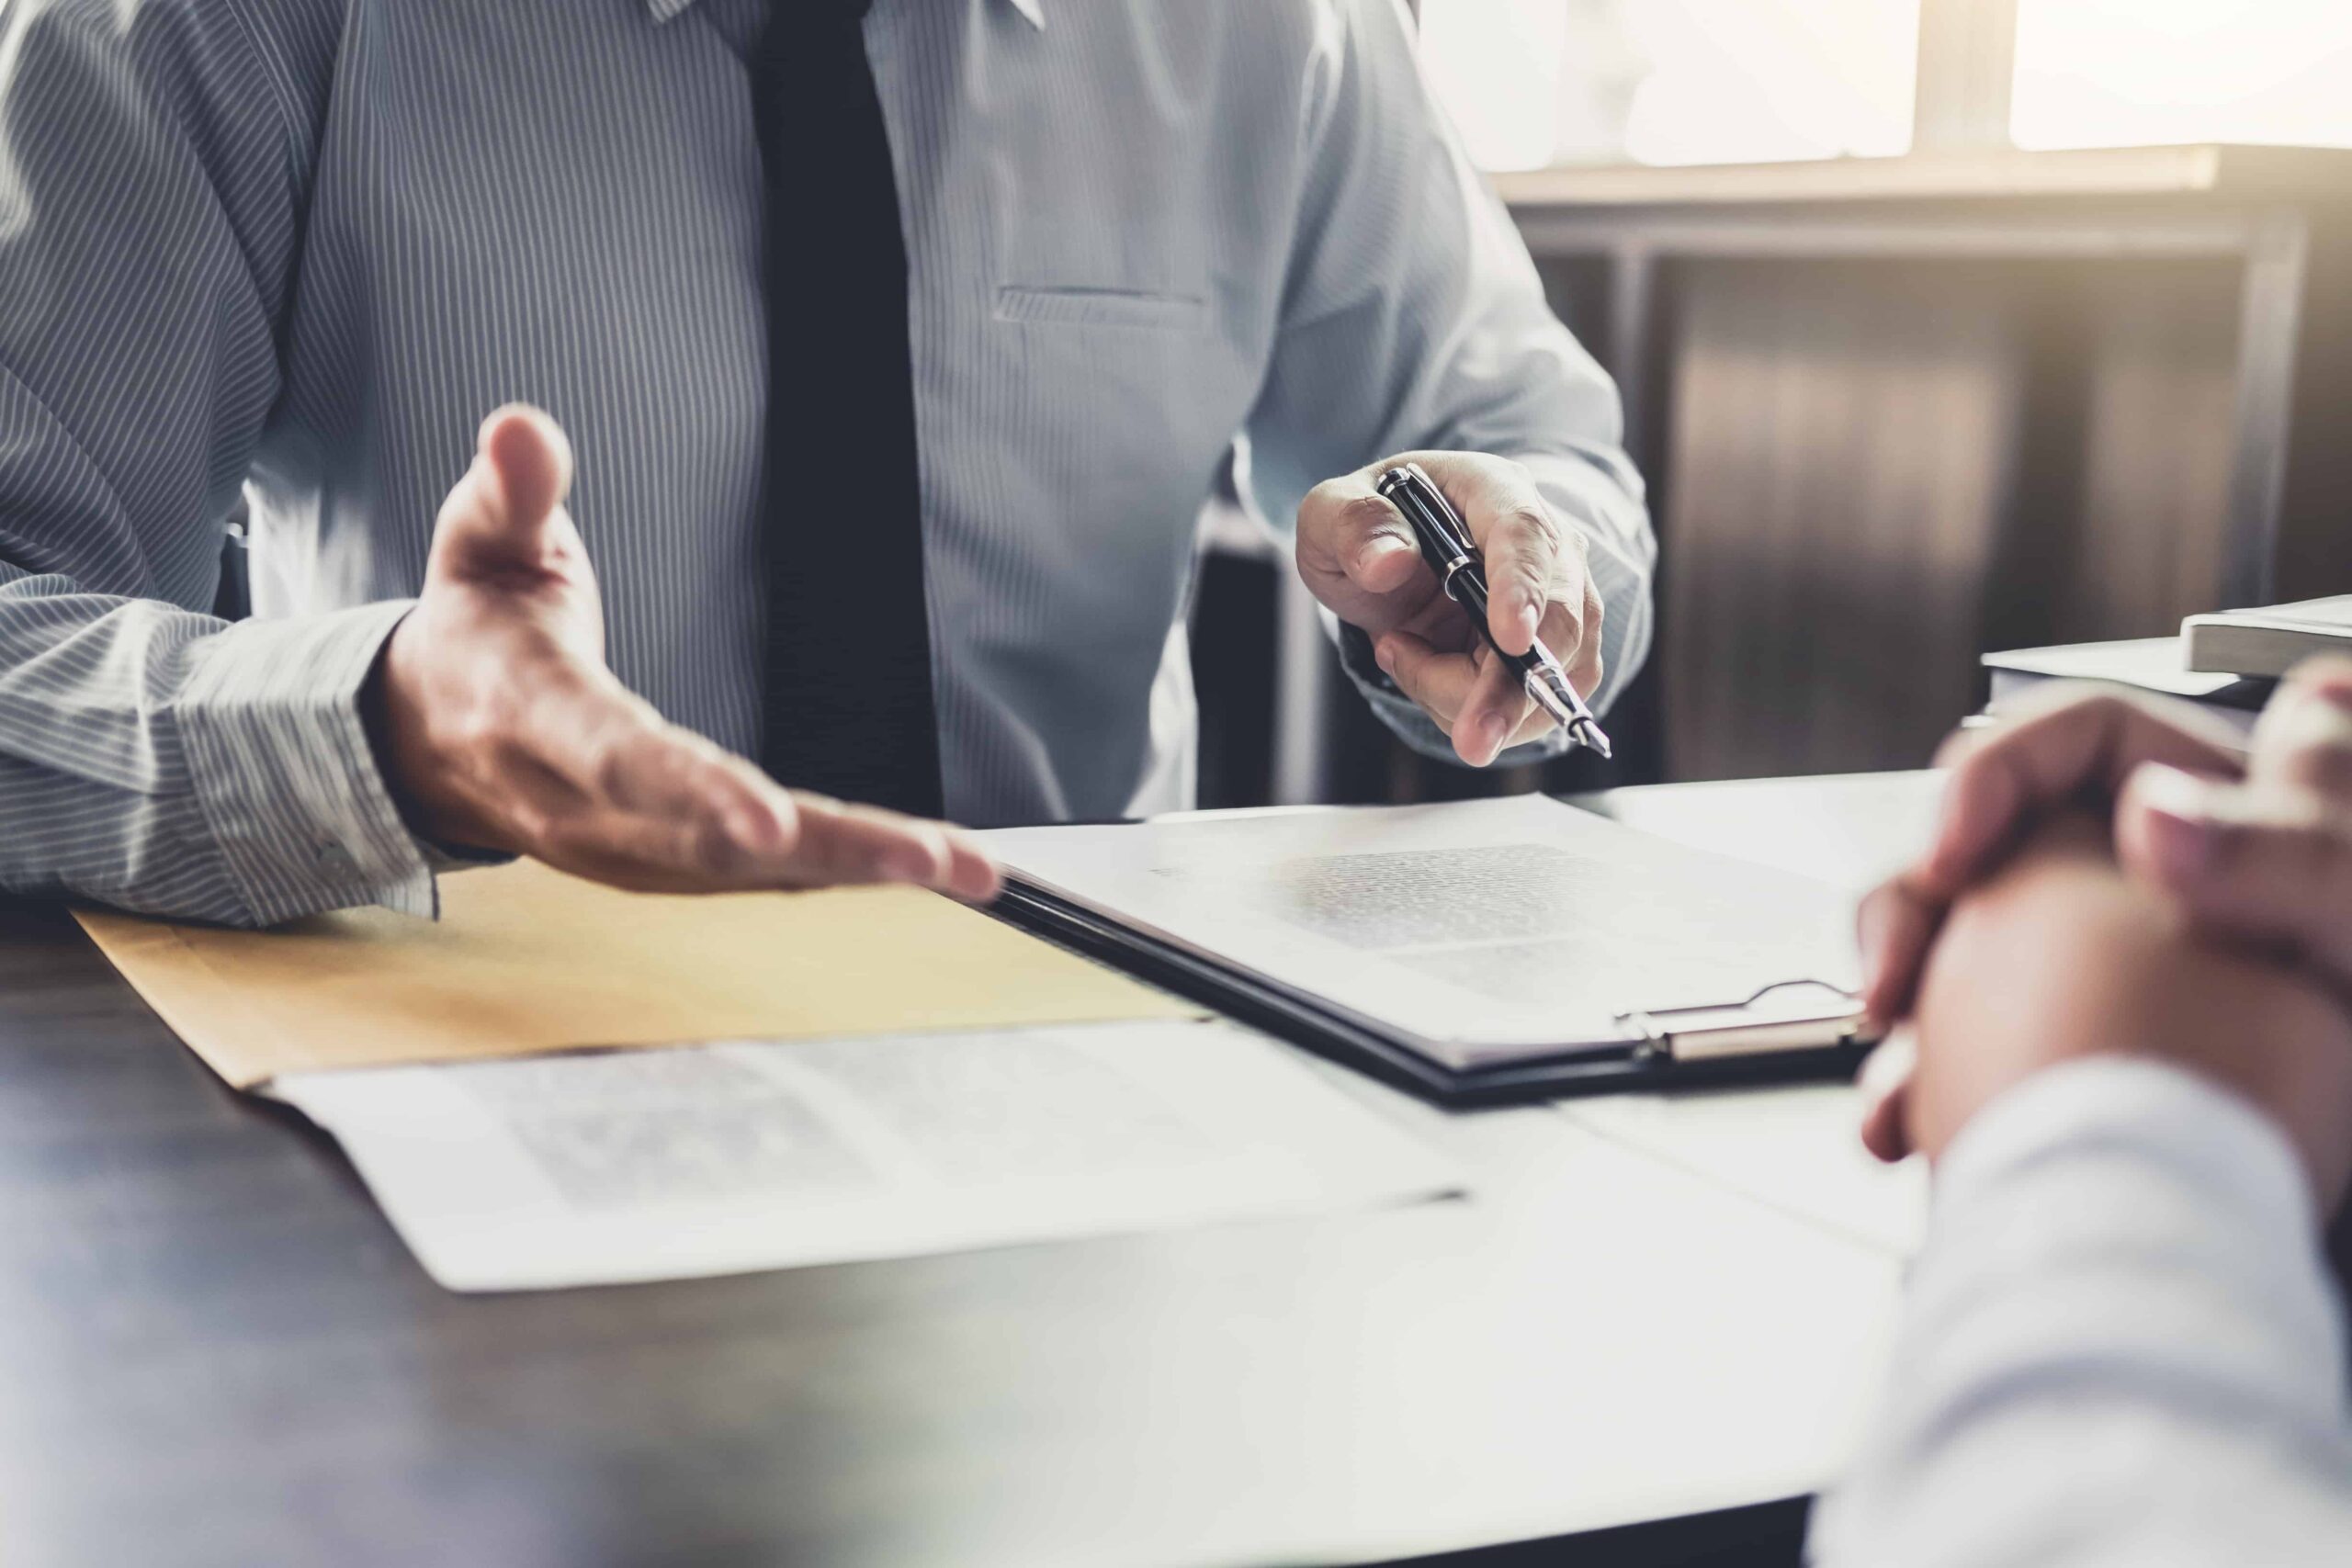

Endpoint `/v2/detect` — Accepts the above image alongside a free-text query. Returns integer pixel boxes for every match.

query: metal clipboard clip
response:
[1616,979,1871,1064]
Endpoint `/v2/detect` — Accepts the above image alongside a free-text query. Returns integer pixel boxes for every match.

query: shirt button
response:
[316,842,358,878]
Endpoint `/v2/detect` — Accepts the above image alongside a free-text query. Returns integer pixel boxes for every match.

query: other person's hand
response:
[1295,452,1603,766]
[364,405,1000,900]
[1901,812,2352,1207]
[1857,659,2352,1160]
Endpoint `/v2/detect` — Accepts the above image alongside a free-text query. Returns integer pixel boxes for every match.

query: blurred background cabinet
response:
[1511,145,2352,782]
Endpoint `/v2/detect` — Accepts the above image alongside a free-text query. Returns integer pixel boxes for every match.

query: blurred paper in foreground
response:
[267,1020,1461,1292]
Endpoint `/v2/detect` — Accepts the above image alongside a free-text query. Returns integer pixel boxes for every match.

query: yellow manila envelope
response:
[75,860,1202,1090]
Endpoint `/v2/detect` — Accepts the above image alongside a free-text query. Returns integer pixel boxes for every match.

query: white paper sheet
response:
[266,1019,1462,1292]
[979,795,1860,1068]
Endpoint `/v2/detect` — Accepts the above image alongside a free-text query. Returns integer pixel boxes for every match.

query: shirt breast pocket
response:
[986,282,1237,486]
[993,285,1208,333]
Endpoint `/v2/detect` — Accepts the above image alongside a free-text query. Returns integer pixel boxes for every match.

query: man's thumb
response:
[480,404,573,536]
[432,404,579,583]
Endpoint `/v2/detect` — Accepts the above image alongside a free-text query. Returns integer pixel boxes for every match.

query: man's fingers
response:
[1408,453,1589,666]
[1856,1031,1918,1164]
[940,829,1005,904]
[2110,661,2352,989]
[1384,453,1579,660]
[1468,485,1568,659]
[1554,580,1605,695]
[535,810,783,894]
[1865,684,2250,1036]
[1303,476,1422,594]
[1375,631,1470,733]
[520,779,1001,901]
[1857,874,1947,1029]
[1453,645,1536,765]
[507,731,812,889]
[2249,656,2352,796]
[490,662,1001,897]
[777,793,973,893]
[1503,701,1563,752]
[434,405,582,586]
[1304,456,1599,759]
[481,404,574,528]
[1381,632,1539,763]
[2119,764,2352,989]
[1922,688,2245,898]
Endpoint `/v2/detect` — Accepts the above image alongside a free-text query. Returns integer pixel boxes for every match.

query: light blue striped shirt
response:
[0,0,1652,927]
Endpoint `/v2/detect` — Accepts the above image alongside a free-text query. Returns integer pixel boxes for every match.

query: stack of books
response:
[1980,637,2268,744]
[1975,595,2352,747]
[2180,595,2352,678]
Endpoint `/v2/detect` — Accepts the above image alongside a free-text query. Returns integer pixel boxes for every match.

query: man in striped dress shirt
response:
[0,0,1652,927]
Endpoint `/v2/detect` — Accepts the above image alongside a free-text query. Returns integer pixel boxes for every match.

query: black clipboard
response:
[992,879,1877,1109]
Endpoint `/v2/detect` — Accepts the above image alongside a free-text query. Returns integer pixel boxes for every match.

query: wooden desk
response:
[0,776,1937,1568]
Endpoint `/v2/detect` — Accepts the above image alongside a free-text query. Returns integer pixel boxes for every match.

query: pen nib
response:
[1522,655,1613,761]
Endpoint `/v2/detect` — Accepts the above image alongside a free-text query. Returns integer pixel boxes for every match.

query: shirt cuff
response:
[176,600,440,926]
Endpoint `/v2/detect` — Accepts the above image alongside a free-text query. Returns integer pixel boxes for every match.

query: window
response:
[1422,0,2352,172]
[2011,0,2352,152]
[1420,0,1921,171]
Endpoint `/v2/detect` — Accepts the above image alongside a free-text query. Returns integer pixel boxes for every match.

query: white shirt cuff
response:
[175,600,438,925]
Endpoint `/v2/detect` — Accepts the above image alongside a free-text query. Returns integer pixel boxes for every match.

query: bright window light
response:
[1420,0,1920,172]
[2013,0,2352,151]
[1419,0,1572,171]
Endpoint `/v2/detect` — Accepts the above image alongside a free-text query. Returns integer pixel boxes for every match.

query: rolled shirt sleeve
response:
[1243,0,1656,764]
[1811,1056,2352,1567]
[0,0,436,927]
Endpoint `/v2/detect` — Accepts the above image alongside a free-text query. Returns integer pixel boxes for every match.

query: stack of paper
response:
[78,861,1459,1291]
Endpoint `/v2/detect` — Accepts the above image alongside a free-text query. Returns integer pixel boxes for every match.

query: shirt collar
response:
[643,0,1043,28]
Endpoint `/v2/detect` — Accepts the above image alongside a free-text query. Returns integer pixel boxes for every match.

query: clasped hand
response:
[1857,663,2352,1205]
[1295,453,1604,766]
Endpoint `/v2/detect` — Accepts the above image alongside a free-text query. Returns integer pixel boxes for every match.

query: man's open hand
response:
[1295,452,1603,766]
[363,406,1000,901]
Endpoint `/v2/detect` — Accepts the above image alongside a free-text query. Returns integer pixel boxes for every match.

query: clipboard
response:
[993,879,1876,1108]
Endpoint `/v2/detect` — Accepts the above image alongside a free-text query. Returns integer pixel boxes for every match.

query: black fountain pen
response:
[1374,462,1613,760]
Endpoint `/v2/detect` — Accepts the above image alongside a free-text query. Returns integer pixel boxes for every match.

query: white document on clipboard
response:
[978,795,1865,1075]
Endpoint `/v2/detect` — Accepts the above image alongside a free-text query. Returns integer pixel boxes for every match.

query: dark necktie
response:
[750,0,944,818]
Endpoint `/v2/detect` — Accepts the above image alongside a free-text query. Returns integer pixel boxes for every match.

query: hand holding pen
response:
[1376,462,1611,759]
[1294,452,1610,766]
